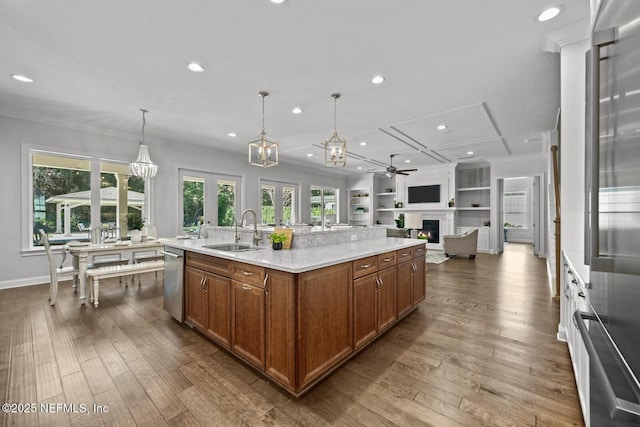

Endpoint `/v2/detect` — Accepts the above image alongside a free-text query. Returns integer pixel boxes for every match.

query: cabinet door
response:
[353,274,378,350]
[377,267,397,332]
[185,266,206,331]
[298,262,352,389]
[396,261,413,318]
[412,255,426,305]
[205,272,231,348]
[265,269,296,390]
[231,280,265,370]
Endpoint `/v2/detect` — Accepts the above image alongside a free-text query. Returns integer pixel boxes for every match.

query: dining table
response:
[67,239,168,305]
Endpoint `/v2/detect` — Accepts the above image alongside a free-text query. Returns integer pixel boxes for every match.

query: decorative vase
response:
[130,229,142,243]
[272,242,282,250]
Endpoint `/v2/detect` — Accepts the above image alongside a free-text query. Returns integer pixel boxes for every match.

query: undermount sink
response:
[201,243,263,252]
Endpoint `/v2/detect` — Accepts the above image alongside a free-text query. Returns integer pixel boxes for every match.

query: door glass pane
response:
[261,185,275,225]
[32,153,91,246]
[218,180,235,226]
[310,186,322,226]
[323,188,337,224]
[100,161,144,239]
[283,186,295,225]
[183,176,204,234]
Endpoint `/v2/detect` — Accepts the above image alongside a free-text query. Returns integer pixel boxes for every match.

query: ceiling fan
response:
[369,154,417,178]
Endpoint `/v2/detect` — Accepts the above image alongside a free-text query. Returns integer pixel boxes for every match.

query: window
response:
[30,150,145,248]
[311,186,338,227]
[504,190,528,229]
[260,180,298,226]
[179,169,241,234]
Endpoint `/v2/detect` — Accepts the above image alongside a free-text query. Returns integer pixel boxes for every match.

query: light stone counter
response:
[164,237,425,273]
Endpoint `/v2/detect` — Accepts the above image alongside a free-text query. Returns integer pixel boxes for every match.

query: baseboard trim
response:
[0,275,49,290]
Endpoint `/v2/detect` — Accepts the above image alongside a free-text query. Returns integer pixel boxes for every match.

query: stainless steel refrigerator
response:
[579,0,640,425]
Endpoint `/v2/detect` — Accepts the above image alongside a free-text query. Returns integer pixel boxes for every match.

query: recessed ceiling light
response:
[270,0,285,3]
[359,141,367,146]
[187,62,205,72]
[404,160,411,163]
[292,107,302,114]
[306,153,313,157]
[437,124,448,131]
[537,6,562,22]
[227,132,237,137]
[371,75,385,85]
[357,166,363,170]
[467,151,474,156]
[11,74,34,83]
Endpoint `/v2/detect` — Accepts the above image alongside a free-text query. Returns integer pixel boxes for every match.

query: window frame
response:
[22,144,153,252]
[503,189,529,230]
[259,179,300,226]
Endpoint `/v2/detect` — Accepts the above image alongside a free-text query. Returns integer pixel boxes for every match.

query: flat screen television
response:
[408,184,440,204]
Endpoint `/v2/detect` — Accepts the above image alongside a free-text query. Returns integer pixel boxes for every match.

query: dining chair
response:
[39,229,79,306]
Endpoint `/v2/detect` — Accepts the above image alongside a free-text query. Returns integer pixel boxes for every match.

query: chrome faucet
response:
[236,209,262,246]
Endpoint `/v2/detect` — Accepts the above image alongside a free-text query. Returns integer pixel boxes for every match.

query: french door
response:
[260,180,298,226]
[179,169,242,234]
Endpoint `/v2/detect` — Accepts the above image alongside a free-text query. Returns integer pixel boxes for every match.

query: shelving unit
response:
[348,188,372,226]
[455,162,491,251]
[373,176,397,227]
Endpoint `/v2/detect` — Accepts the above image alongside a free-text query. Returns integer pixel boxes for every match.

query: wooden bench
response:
[86,260,164,307]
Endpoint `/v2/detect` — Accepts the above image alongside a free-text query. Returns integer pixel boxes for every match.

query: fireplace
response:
[420,219,440,244]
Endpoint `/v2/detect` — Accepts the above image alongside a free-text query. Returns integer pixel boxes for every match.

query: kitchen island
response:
[164,236,427,396]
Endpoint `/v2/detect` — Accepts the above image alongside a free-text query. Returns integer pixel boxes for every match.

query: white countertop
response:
[164,237,426,273]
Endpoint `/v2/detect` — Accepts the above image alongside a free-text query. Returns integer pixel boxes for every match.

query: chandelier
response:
[325,93,347,167]
[248,91,279,168]
[129,109,158,178]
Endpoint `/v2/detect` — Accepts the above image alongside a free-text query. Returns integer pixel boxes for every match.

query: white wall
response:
[0,115,348,288]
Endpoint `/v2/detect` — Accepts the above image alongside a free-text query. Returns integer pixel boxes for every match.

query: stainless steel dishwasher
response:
[162,248,184,321]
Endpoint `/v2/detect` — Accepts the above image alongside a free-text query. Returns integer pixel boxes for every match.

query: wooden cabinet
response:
[182,244,423,396]
[185,265,231,348]
[396,253,414,318]
[231,280,265,370]
[185,266,207,331]
[412,254,426,305]
[298,262,352,389]
[265,269,296,390]
[353,265,397,350]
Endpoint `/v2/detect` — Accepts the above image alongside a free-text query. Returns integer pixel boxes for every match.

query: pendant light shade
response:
[129,109,158,178]
[249,91,279,168]
[325,93,347,167]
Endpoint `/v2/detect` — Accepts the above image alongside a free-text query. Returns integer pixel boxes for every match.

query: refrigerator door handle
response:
[574,311,640,423]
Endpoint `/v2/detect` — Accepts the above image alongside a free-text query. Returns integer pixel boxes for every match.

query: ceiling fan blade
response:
[397,171,410,176]
[398,168,417,173]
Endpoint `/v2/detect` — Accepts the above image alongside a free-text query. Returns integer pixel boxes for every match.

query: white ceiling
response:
[0,0,590,176]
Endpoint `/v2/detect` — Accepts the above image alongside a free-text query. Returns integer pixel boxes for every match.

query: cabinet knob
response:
[361,263,371,269]
[241,285,252,291]
[241,270,253,276]
[383,257,391,262]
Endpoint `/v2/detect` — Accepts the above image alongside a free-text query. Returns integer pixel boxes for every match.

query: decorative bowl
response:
[471,203,480,207]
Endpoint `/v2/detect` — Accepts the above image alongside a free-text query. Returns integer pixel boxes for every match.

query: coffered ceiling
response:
[0,0,590,175]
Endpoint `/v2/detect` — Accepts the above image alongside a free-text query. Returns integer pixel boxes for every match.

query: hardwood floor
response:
[0,243,583,426]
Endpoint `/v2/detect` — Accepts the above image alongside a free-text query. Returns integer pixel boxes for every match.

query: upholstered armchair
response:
[443,228,478,259]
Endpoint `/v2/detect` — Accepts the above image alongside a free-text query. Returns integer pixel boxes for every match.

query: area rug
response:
[426,249,449,264]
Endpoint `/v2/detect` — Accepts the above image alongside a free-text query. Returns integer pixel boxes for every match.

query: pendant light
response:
[325,93,347,167]
[129,109,158,178]
[248,91,279,167]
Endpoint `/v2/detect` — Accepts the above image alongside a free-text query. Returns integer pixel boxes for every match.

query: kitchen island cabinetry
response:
[172,238,426,396]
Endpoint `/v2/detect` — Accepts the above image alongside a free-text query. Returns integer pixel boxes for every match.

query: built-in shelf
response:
[456,207,490,211]
[376,192,396,196]
[457,186,490,192]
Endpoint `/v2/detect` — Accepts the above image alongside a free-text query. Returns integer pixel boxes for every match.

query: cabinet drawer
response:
[231,262,266,287]
[186,252,230,277]
[377,251,397,268]
[413,244,426,258]
[397,248,413,263]
[352,256,377,279]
